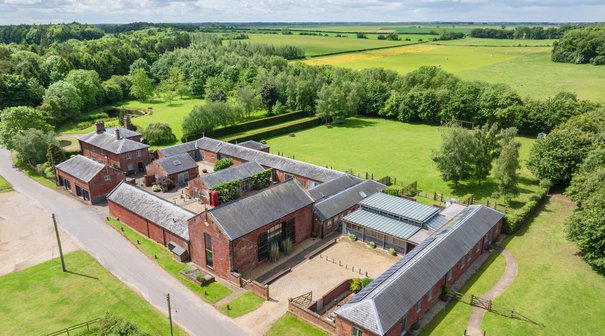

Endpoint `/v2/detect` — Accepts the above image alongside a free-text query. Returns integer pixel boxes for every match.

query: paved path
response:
[467,248,518,335]
[0,149,245,336]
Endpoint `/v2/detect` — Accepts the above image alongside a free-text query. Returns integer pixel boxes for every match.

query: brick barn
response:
[188,161,265,201]
[334,205,504,336]
[155,140,201,161]
[196,137,343,189]
[79,121,150,174]
[107,182,195,259]
[55,155,124,204]
[309,175,386,238]
[187,180,314,281]
[146,153,199,187]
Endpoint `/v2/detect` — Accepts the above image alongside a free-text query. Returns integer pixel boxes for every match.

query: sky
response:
[1,0,604,25]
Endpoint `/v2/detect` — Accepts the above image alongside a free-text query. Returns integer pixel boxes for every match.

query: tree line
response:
[470,24,578,40]
[552,26,605,65]
[0,22,105,45]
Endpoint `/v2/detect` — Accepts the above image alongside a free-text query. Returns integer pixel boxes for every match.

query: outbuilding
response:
[146,153,199,187]
[55,154,124,204]
[188,161,266,201]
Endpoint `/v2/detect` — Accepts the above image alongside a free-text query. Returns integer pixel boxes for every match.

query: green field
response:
[0,251,184,335]
[245,33,418,56]
[431,37,556,46]
[245,24,523,34]
[266,117,540,209]
[218,292,264,318]
[304,44,605,101]
[424,196,605,335]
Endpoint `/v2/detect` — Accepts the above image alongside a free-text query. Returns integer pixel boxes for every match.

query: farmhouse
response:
[145,153,199,187]
[78,121,150,174]
[55,154,124,204]
[187,180,314,281]
[311,176,387,238]
[343,193,466,254]
[107,182,196,260]
[188,161,265,201]
[334,205,504,336]
[196,137,344,188]
[155,140,201,161]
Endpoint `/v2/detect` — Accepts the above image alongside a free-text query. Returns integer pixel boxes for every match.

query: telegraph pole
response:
[166,293,174,336]
[52,214,66,272]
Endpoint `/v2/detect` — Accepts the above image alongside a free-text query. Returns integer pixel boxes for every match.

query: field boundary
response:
[306,40,427,59]
[222,117,322,143]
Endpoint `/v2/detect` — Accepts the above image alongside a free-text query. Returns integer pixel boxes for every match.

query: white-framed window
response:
[352,326,363,336]
[308,180,319,189]
[285,173,294,181]
[428,288,433,301]
[447,269,453,281]
[126,152,132,159]
[136,150,142,158]
[100,149,105,155]
[460,257,466,268]
[104,175,111,182]
[466,253,472,263]
[476,243,481,254]
[416,301,422,313]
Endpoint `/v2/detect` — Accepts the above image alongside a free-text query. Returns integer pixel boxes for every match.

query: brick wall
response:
[80,140,150,174]
[187,214,234,280]
[289,301,336,334]
[56,166,124,204]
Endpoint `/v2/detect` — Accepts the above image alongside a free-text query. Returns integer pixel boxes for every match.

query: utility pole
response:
[166,293,174,336]
[52,214,66,272]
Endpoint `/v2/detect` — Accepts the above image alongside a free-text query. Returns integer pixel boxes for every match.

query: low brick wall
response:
[289,300,336,334]
[246,280,270,300]
[317,279,352,314]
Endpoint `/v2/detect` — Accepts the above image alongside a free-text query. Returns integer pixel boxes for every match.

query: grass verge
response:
[266,312,330,336]
[0,175,13,192]
[107,217,232,304]
[0,251,184,335]
[11,154,56,189]
[218,292,264,317]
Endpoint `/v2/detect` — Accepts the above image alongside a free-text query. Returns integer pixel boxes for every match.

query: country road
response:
[0,149,246,336]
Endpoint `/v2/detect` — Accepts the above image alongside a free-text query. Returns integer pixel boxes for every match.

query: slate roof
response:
[107,182,195,241]
[55,155,107,183]
[156,141,197,157]
[200,162,265,189]
[196,137,344,183]
[308,174,362,201]
[314,179,386,221]
[336,205,504,335]
[237,140,270,151]
[360,192,440,224]
[153,153,197,175]
[208,180,314,240]
[79,127,148,154]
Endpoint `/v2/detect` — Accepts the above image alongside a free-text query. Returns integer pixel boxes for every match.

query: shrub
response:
[282,238,293,255]
[248,169,271,190]
[350,278,363,293]
[269,242,280,262]
[502,189,546,233]
[349,233,357,241]
[389,248,397,256]
[440,285,451,301]
[214,158,233,171]
[368,241,376,248]
[152,184,161,192]
[141,122,176,146]
[383,186,400,196]
[361,277,373,288]
[210,179,241,203]
[156,176,174,192]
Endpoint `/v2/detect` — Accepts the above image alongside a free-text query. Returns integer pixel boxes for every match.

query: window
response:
[258,232,269,261]
[204,233,213,268]
[100,149,105,155]
[126,152,132,159]
[137,151,142,158]
[447,269,453,281]
[104,175,111,182]
[416,301,422,313]
[308,180,319,189]
[64,179,71,191]
[428,288,433,301]
[285,173,293,181]
[476,243,481,254]
[242,182,248,192]
[466,253,472,263]
[460,257,465,268]
[352,327,363,336]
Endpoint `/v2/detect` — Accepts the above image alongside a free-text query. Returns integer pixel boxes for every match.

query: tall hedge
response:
[248,169,272,190]
[211,179,241,204]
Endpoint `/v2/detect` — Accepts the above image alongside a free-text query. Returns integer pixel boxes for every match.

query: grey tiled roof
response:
[360,192,440,224]
[336,205,504,335]
[55,155,106,183]
[308,174,362,201]
[200,162,265,189]
[345,209,421,240]
[208,180,314,240]
[237,140,270,151]
[107,182,195,240]
[314,179,386,221]
[196,137,344,183]
[157,141,197,157]
[79,127,148,154]
[154,153,197,175]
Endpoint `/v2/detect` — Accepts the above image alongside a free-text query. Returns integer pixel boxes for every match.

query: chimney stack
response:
[123,115,130,130]
[95,121,105,134]
[115,129,121,140]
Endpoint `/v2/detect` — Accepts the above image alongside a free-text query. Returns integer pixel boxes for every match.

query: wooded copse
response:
[552,26,605,65]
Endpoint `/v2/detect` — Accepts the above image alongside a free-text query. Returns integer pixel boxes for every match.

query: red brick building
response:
[79,122,150,174]
[188,161,265,201]
[187,180,314,281]
[196,137,344,189]
[55,155,124,204]
[334,205,504,336]
[155,140,201,160]
[146,153,199,187]
[107,182,196,259]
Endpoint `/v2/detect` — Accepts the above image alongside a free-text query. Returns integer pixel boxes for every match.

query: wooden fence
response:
[46,318,100,336]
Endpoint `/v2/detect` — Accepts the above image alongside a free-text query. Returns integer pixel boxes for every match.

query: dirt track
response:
[0,191,79,275]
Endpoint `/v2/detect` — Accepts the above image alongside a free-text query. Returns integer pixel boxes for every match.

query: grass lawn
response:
[0,251,184,335]
[266,313,330,336]
[304,44,605,101]
[266,117,540,211]
[423,196,605,335]
[218,292,264,318]
[0,175,12,192]
[245,33,415,56]
[107,218,232,304]
[11,154,56,189]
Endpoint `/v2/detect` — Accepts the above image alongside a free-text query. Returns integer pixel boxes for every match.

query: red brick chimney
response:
[95,121,105,134]
[123,115,130,130]
[115,129,121,140]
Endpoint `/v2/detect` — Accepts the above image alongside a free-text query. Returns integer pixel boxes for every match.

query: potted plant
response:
[368,241,376,249]
[349,233,357,241]
[389,248,397,256]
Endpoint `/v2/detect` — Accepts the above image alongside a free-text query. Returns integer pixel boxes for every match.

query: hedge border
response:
[223,117,322,143]
[502,189,548,234]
